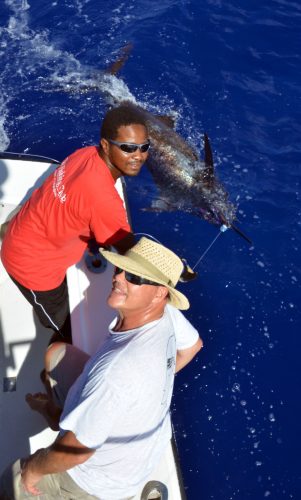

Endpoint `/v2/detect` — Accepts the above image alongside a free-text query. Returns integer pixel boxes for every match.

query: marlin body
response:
[130,103,236,227]
[101,94,237,235]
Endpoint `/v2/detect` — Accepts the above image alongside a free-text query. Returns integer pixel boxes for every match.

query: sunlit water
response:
[0,1,300,498]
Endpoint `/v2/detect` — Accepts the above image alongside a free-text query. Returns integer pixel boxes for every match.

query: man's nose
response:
[132,148,144,160]
[114,270,126,281]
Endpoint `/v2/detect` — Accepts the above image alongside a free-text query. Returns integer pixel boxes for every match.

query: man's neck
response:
[114,304,166,332]
[98,146,122,181]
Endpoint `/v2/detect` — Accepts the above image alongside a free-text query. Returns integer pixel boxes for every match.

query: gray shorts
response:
[0,458,98,499]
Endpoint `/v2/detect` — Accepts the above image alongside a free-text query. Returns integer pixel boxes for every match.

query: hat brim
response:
[100,248,190,310]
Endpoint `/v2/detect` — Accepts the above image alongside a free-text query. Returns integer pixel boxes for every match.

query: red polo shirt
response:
[1,146,130,290]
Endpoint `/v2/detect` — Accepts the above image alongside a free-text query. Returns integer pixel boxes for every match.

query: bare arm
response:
[111,232,136,254]
[176,337,203,373]
[88,232,135,258]
[21,430,94,495]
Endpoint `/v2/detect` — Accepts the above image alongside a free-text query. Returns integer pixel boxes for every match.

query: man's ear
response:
[155,286,169,303]
[100,138,109,156]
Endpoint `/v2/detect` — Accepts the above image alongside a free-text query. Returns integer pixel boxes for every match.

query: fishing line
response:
[192,224,228,270]
[134,232,161,244]
[135,227,229,276]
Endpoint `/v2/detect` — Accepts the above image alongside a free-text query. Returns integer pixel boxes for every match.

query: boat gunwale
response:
[0,151,60,164]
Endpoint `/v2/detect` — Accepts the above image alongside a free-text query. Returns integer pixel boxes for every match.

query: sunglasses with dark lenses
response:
[114,267,158,286]
[108,139,151,154]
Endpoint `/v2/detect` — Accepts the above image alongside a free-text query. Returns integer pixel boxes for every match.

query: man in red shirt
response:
[1,104,150,343]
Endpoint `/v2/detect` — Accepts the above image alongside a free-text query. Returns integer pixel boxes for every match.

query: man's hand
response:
[17,432,94,496]
[20,453,44,496]
[111,232,135,255]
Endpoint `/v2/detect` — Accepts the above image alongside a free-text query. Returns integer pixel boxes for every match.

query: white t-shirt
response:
[60,306,199,499]
[166,304,199,350]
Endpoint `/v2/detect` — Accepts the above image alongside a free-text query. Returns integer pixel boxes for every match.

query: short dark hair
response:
[100,102,147,140]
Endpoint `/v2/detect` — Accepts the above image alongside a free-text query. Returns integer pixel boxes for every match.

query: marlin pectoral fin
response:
[107,43,133,75]
[141,198,175,213]
[141,207,165,213]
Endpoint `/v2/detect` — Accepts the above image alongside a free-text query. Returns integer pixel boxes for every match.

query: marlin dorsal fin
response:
[203,133,215,187]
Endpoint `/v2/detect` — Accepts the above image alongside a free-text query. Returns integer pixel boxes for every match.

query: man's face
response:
[102,124,149,178]
[107,269,164,313]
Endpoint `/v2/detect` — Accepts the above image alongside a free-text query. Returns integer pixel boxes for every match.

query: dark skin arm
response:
[88,232,136,260]
[111,232,136,254]
[21,430,94,495]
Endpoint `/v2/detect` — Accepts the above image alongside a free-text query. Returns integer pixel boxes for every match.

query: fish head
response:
[191,180,237,227]
[195,206,228,226]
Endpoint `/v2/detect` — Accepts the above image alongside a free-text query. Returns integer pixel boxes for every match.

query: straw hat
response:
[100,237,190,310]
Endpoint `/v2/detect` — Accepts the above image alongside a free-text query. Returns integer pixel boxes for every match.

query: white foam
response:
[0,97,10,151]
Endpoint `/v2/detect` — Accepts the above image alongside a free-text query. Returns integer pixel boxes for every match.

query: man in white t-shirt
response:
[0,237,202,500]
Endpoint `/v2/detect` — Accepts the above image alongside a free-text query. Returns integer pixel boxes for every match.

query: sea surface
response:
[0,1,300,499]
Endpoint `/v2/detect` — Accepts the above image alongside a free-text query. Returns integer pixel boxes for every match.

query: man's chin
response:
[126,164,143,176]
[107,293,125,309]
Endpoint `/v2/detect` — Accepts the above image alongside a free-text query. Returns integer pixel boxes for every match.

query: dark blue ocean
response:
[0,1,300,498]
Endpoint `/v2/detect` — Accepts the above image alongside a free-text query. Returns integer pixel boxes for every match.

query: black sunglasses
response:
[114,267,158,286]
[108,139,151,154]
